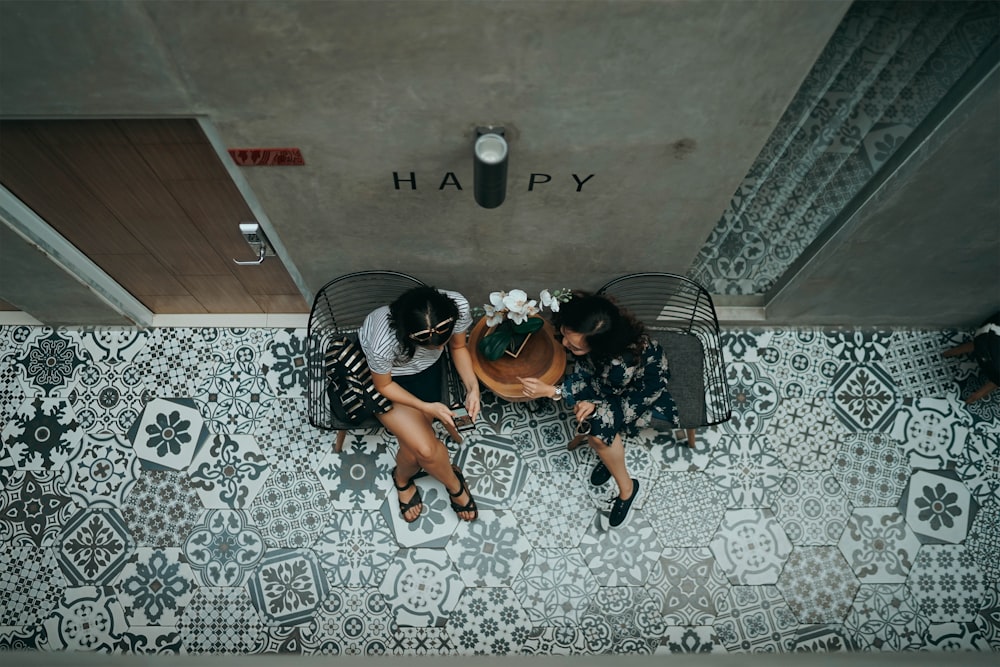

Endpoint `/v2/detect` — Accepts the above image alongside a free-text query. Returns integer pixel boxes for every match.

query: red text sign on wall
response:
[228,148,305,166]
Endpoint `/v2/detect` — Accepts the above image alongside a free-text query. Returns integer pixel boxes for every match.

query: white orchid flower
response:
[489,291,506,311]
[484,304,505,327]
[540,289,561,313]
[502,290,537,324]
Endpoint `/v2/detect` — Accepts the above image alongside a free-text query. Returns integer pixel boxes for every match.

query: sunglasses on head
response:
[408,317,455,343]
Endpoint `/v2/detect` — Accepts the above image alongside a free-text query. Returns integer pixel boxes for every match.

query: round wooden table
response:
[467,318,567,402]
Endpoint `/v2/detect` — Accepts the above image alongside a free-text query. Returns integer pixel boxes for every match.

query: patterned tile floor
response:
[0,325,998,655]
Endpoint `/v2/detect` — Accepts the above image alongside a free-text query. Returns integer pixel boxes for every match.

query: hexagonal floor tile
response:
[115,547,197,626]
[645,472,726,548]
[831,432,910,508]
[842,583,928,651]
[183,509,265,587]
[645,546,731,625]
[380,475,462,549]
[453,433,529,510]
[829,362,900,431]
[900,469,975,544]
[127,398,207,471]
[714,585,797,652]
[316,434,395,510]
[248,469,333,549]
[906,544,986,623]
[573,586,665,653]
[187,433,270,509]
[768,396,847,471]
[776,546,860,623]
[770,471,852,545]
[10,328,90,397]
[41,585,128,652]
[512,548,597,626]
[446,509,530,588]
[247,547,329,626]
[445,586,531,655]
[579,510,662,586]
[838,507,921,583]
[710,508,792,585]
[380,548,465,627]
[56,507,135,585]
[314,509,398,588]
[510,470,595,549]
[2,396,83,471]
[61,431,141,507]
[705,433,787,509]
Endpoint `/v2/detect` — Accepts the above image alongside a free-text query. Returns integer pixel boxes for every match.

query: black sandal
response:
[392,467,423,523]
[447,465,478,521]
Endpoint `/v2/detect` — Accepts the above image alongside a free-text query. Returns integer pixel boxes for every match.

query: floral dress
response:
[563,335,678,446]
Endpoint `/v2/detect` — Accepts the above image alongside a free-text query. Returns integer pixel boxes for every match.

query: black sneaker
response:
[609,479,639,528]
[590,461,611,486]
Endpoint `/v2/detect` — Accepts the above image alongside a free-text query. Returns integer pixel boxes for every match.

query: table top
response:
[467,317,567,402]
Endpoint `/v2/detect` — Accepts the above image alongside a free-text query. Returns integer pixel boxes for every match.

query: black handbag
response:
[324,337,393,425]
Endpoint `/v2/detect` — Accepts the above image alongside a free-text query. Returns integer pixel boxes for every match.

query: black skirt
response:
[393,357,444,404]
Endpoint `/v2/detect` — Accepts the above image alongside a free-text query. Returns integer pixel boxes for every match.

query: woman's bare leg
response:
[378,405,475,521]
[589,434,634,501]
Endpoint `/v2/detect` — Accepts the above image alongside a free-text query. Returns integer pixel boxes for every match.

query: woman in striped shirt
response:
[359,286,481,523]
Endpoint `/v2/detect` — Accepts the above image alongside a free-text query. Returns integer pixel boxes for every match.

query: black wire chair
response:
[306,270,464,452]
[597,272,732,447]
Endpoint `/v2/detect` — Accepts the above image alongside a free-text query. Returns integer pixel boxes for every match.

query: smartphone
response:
[451,404,475,431]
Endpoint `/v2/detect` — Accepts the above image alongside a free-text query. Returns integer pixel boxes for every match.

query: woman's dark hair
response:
[553,292,645,367]
[389,286,460,361]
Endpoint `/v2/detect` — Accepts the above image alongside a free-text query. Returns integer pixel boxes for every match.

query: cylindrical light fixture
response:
[474,128,508,209]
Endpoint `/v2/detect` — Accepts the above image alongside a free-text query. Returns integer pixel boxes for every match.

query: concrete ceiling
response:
[0,0,851,310]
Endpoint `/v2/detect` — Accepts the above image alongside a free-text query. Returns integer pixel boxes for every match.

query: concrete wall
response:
[0,0,850,320]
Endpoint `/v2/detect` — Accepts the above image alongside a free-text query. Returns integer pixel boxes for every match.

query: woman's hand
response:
[574,400,596,422]
[464,384,482,422]
[518,377,555,400]
[423,401,456,427]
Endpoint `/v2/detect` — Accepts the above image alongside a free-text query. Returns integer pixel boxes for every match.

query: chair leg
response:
[686,428,696,448]
[443,421,463,445]
[335,430,347,453]
[966,381,998,404]
[943,341,974,358]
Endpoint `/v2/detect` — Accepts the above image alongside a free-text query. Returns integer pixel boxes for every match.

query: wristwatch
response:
[552,385,563,401]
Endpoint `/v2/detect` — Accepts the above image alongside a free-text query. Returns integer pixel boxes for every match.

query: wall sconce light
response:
[474,127,508,209]
[233,222,274,265]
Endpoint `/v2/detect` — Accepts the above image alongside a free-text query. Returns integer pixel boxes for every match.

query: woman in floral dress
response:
[520,293,677,527]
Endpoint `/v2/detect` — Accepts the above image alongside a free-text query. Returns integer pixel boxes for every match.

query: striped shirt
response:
[358,289,472,376]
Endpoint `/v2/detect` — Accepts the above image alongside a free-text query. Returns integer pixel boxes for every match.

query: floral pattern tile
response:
[574,586,664,654]
[512,548,597,626]
[260,328,308,398]
[127,398,208,472]
[179,586,266,654]
[710,508,793,585]
[187,433,270,509]
[838,507,921,583]
[315,435,395,510]
[248,469,333,549]
[40,585,128,652]
[724,361,779,434]
[61,431,141,507]
[445,586,531,655]
[705,432,787,508]
[906,544,986,623]
[510,470,595,549]
[195,348,277,435]
[134,328,217,399]
[792,624,854,652]
[770,471,852,545]
[68,361,146,435]
[314,509,397,588]
[768,396,847,471]
[831,432,911,508]
[2,396,83,471]
[55,507,135,586]
[966,498,1000,585]
[300,586,395,655]
[247,547,330,626]
[829,362,900,431]
[776,546,860,623]
[655,626,728,654]
[578,509,662,586]
[645,546,731,625]
[714,585,798,652]
[843,583,929,651]
[11,328,90,397]
[890,397,972,469]
[120,470,202,548]
[954,426,1000,504]
[183,509,265,587]
[453,433,529,510]
[645,471,726,547]
[115,547,197,626]
[445,509,530,588]
[900,469,975,544]
[380,548,465,627]
[379,475,461,549]
[254,396,329,472]
[0,469,78,547]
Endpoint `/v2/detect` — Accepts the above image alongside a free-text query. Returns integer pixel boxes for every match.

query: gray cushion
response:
[653,331,706,428]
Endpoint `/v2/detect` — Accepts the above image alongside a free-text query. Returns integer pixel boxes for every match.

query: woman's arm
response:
[448,332,482,421]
